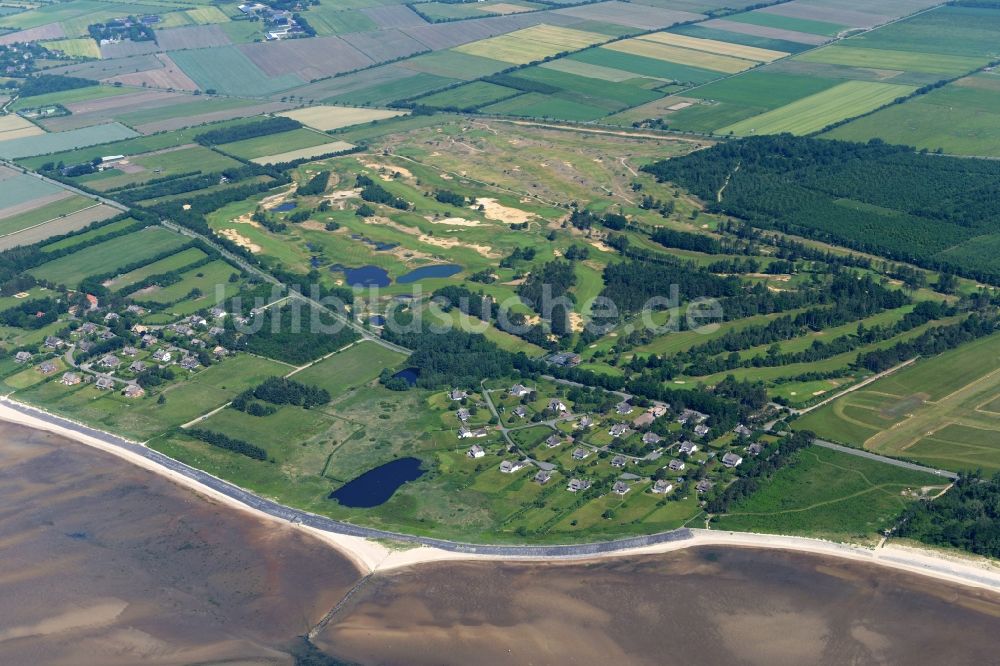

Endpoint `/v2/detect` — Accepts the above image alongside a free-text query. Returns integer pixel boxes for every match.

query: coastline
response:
[3,398,999,593]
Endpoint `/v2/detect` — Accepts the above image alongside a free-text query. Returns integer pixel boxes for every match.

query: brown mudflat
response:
[319,549,1000,665]
[0,423,359,665]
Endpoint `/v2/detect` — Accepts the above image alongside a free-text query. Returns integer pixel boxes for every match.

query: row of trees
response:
[187,428,267,461]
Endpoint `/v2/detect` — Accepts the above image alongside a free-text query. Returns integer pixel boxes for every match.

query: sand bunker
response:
[429,217,481,227]
[473,198,535,224]
[361,161,413,181]
[218,229,261,253]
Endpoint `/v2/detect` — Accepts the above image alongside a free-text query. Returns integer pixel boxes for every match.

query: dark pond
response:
[341,265,391,288]
[392,367,419,386]
[369,315,386,326]
[328,457,424,508]
[397,264,462,284]
[273,202,297,212]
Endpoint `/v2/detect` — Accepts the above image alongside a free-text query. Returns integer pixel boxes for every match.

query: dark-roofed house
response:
[549,352,581,367]
[609,423,630,438]
[612,481,630,496]
[548,398,567,413]
[642,432,662,445]
[60,372,81,386]
[694,424,710,438]
[99,354,121,369]
[512,405,527,419]
[611,455,627,468]
[500,459,528,474]
[44,336,64,349]
[696,479,714,493]
[121,346,138,357]
[141,334,157,347]
[668,459,686,471]
[467,444,486,458]
[129,360,146,373]
[546,434,563,448]
[450,389,468,401]
[457,408,470,422]
[679,441,698,455]
[722,452,744,468]
[122,384,145,399]
[79,322,98,334]
[652,479,673,494]
[180,356,200,370]
[734,424,753,438]
[616,401,633,415]
[567,478,591,493]
[748,442,763,457]
[577,415,593,429]
[95,377,115,390]
[509,383,531,397]
[534,470,552,485]
[38,361,58,375]
[572,448,590,460]
[14,351,31,364]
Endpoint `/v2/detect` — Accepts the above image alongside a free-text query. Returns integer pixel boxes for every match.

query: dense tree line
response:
[88,17,154,43]
[297,170,330,196]
[433,285,555,350]
[355,174,409,209]
[186,428,267,461]
[895,471,1000,557]
[235,305,359,365]
[643,135,1000,282]
[115,165,267,204]
[856,314,998,372]
[707,431,814,514]
[137,365,175,389]
[382,324,520,388]
[247,376,330,408]
[194,117,301,146]
[19,74,95,98]
[651,227,722,254]
[599,258,741,318]
[0,297,67,329]
[434,189,468,207]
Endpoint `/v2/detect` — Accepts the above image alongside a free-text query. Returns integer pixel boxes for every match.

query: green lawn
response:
[713,446,942,542]
[290,341,407,395]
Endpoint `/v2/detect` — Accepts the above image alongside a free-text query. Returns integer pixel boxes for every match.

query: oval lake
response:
[329,457,425,508]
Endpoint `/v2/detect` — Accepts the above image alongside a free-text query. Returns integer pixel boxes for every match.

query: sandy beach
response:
[3,398,999,594]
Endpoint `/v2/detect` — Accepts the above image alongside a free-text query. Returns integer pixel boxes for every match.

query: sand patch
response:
[361,160,413,181]
[324,188,361,201]
[0,600,128,642]
[473,198,535,224]
[300,221,328,231]
[218,229,261,253]
[421,234,497,258]
[260,185,297,210]
[429,216,482,227]
[569,311,584,333]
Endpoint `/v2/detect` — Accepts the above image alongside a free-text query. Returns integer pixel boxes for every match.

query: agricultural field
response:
[453,24,609,65]
[278,105,407,131]
[795,334,1000,473]
[718,80,915,136]
[28,226,189,287]
[0,122,138,159]
[217,128,335,161]
[75,145,244,192]
[170,46,305,96]
[823,72,1000,157]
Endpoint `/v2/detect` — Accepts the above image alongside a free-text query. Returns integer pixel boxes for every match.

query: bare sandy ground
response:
[2,400,999,594]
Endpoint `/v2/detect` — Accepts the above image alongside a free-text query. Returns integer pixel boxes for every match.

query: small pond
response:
[340,264,391,288]
[329,457,424,508]
[369,315,386,326]
[396,264,462,284]
[273,202,297,212]
[392,367,419,386]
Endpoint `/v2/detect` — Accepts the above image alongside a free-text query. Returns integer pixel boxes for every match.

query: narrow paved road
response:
[3,398,693,556]
[812,438,958,480]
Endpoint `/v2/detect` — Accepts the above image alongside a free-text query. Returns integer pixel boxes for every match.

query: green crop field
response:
[846,4,1000,58]
[291,341,407,396]
[0,123,138,160]
[10,84,134,112]
[414,81,520,109]
[713,446,943,542]
[824,74,1000,157]
[217,128,331,160]
[134,259,240,304]
[401,51,509,81]
[480,92,609,121]
[725,10,848,37]
[796,45,985,76]
[329,71,457,106]
[28,227,189,287]
[570,48,722,84]
[0,195,96,238]
[512,67,662,110]
[719,80,916,136]
[104,247,208,291]
[795,333,1000,472]
[170,46,304,96]
[454,25,608,65]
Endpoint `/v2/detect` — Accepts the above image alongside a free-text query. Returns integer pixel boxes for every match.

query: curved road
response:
[2,398,692,557]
